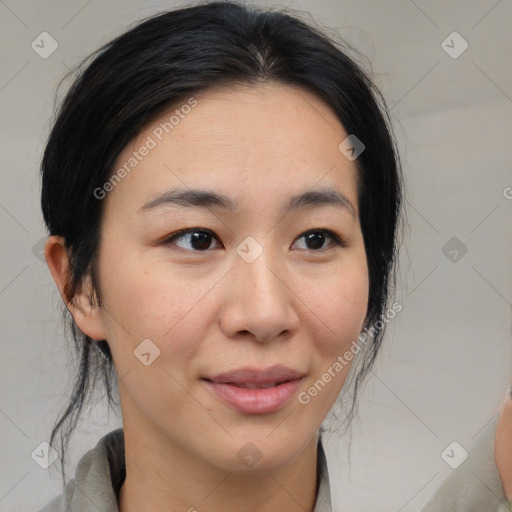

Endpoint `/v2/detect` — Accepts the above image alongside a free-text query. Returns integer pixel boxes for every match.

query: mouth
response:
[204,365,305,386]
[201,366,305,414]
[204,379,292,389]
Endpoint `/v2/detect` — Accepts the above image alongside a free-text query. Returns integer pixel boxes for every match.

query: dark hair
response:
[41,0,404,486]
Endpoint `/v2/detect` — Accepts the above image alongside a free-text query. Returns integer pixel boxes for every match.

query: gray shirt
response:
[421,412,512,512]
[38,429,333,512]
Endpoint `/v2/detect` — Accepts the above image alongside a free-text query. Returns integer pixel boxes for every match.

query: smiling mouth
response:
[202,377,304,414]
[204,379,289,389]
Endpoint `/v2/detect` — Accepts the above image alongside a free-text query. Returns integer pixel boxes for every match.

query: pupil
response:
[191,232,211,250]
[306,232,324,250]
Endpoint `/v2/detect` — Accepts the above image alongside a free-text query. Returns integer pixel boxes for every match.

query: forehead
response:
[104,82,359,214]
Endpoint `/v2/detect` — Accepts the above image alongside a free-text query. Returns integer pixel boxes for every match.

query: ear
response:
[44,235,108,342]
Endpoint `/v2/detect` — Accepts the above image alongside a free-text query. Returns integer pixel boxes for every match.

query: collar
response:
[41,428,332,512]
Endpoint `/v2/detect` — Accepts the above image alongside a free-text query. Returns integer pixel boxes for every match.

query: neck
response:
[118,419,320,512]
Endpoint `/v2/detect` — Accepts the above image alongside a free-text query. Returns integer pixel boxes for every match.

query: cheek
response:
[98,247,213,364]
[297,263,369,351]
[300,268,369,412]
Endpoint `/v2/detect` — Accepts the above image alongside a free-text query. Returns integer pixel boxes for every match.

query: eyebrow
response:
[137,186,356,218]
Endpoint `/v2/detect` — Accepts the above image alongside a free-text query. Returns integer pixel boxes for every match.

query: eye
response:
[292,229,345,251]
[162,227,345,253]
[163,228,222,252]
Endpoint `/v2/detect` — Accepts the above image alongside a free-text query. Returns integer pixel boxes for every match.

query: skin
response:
[496,398,512,500]
[45,82,369,512]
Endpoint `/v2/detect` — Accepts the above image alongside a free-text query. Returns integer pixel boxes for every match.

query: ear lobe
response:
[44,235,107,341]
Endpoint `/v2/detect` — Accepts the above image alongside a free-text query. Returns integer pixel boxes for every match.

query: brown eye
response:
[164,229,222,251]
[293,229,345,251]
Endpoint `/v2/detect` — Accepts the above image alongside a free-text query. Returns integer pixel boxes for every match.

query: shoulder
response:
[38,494,64,512]
[37,428,124,512]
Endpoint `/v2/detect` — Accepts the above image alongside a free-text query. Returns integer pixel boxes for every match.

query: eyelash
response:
[161,227,346,252]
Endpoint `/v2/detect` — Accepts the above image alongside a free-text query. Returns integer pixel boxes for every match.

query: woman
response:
[39,1,403,511]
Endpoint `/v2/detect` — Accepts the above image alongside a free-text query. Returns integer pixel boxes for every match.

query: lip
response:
[202,365,305,414]
[205,365,305,385]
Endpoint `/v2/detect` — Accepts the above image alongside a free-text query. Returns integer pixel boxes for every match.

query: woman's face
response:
[82,83,369,470]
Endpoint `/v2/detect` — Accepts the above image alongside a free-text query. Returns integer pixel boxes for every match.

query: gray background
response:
[1,1,511,511]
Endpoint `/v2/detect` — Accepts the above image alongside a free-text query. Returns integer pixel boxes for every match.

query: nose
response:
[218,248,300,343]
